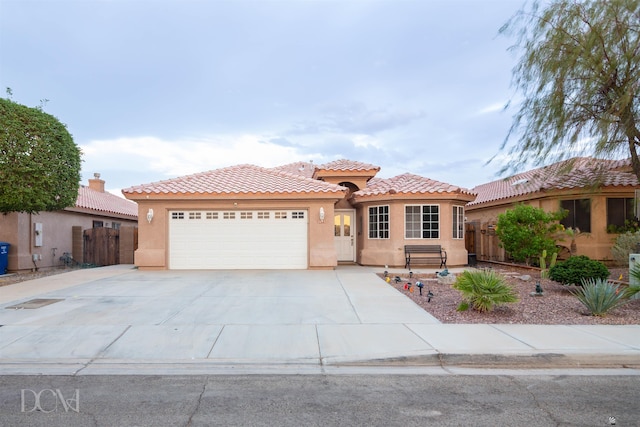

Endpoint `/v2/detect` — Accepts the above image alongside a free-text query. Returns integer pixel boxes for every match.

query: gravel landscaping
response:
[381,262,640,325]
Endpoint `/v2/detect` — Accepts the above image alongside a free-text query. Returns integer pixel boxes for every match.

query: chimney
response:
[89,172,105,193]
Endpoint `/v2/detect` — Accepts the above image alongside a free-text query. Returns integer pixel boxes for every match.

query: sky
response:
[1,0,528,196]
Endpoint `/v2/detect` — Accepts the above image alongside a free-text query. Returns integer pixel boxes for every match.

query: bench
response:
[404,245,447,269]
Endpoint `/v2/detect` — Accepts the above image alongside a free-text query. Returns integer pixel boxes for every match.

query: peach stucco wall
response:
[355,200,470,268]
[132,197,341,270]
[465,189,632,263]
[0,210,137,272]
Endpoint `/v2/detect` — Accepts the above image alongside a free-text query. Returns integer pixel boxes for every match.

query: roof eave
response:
[123,190,347,201]
[352,191,477,204]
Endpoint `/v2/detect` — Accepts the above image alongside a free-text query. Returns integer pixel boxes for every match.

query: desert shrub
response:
[453,270,519,312]
[610,231,640,266]
[495,204,565,264]
[549,255,609,285]
[573,278,637,316]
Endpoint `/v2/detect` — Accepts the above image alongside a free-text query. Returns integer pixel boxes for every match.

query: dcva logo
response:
[21,389,80,413]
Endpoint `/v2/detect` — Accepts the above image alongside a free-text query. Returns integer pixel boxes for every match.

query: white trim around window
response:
[368,205,390,239]
[405,204,440,239]
[453,205,464,239]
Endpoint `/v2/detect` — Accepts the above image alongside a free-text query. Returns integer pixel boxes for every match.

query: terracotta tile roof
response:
[75,185,138,218]
[122,164,346,196]
[468,157,639,207]
[317,159,381,173]
[271,161,316,178]
[352,173,476,199]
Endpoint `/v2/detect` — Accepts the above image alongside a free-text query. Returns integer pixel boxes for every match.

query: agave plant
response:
[628,265,640,297]
[573,278,639,317]
[453,270,519,313]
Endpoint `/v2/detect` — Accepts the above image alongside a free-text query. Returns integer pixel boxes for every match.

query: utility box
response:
[34,222,43,247]
[0,242,10,275]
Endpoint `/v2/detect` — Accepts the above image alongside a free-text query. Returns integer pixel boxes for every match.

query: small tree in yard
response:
[496,204,565,265]
[0,98,81,213]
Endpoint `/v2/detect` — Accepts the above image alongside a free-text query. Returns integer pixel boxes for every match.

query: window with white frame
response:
[368,205,389,239]
[405,205,439,239]
[453,205,464,239]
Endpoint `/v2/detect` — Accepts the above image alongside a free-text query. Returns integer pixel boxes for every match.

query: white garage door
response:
[169,210,308,269]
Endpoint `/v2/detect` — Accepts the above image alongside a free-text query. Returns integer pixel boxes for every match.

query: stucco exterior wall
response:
[0,211,137,272]
[133,197,341,270]
[355,200,469,268]
[466,190,632,263]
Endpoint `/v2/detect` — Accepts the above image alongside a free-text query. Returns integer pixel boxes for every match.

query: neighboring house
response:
[122,159,476,270]
[0,174,138,272]
[465,157,640,263]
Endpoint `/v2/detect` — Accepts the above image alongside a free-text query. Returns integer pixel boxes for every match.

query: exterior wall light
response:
[147,208,154,223]
[319,207,325,223]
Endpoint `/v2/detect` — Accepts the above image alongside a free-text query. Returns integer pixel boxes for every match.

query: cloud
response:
[475,101,508,116]
[79,134,313,188]
[288,102,425,136]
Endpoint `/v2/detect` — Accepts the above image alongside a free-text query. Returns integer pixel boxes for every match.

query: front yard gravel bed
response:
[381,263,640,325]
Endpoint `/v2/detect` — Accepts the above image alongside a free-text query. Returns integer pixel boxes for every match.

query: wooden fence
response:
[465,221,504,262]
[83,227,137,266]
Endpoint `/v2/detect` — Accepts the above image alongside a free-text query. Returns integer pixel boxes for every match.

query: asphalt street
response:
[1,372,639,426]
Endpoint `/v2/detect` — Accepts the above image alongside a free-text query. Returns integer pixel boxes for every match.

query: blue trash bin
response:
[0,242,10,275]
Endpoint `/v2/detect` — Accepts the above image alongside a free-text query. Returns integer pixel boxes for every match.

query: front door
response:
[334,210,355,262]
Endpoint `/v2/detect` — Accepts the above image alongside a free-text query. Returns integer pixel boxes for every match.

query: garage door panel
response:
[169,210,308,269]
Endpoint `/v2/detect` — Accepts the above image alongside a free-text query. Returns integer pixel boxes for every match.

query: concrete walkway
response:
[0,265,638,375]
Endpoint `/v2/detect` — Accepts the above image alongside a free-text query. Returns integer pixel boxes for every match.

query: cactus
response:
[549,251,558,268]
[540,250,557,279]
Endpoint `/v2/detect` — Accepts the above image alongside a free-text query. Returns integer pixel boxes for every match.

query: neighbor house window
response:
[560,199,591,232]
[92,221,103,228]
[607,198,636,230]
[112,222,121,230]
[453,205,464,239]
[405,205,439,239]
[369,205,389,239]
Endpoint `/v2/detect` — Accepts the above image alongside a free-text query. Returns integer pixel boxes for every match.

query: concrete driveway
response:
[0,266,444,371]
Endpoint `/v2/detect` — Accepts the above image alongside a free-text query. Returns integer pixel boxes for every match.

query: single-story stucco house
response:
[465,157,640,263]
[0,174,138,272]
[122,159,476,270]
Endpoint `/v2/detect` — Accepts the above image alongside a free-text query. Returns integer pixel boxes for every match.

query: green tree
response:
[0,98,81,213]
[499,0,640,180]
[496,204,565,264]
